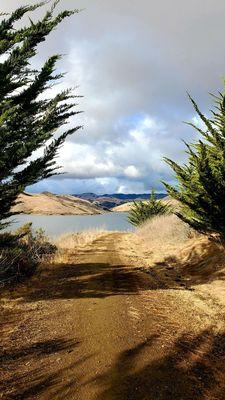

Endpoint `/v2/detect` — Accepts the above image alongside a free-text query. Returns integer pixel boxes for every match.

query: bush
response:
[0,246,34,283]
[128,190,173,226]
[0,223,56,284]
[15,223,56,263]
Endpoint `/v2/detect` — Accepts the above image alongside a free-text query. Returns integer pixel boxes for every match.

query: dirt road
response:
[1,233,225,399]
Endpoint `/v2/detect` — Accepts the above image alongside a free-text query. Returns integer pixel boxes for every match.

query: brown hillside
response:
[112,202,134,212]
[11,192,105,215]
[112,196,179,212]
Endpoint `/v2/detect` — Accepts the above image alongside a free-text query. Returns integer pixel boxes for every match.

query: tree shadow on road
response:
[7,233,225,304]
[88,329,225,400]
[14,261,158,303]
[0,337,90,400]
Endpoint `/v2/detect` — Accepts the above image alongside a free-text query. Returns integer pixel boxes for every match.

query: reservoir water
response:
[7,212,133,237]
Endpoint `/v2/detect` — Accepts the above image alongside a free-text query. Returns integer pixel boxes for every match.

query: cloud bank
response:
[2,0,225,194]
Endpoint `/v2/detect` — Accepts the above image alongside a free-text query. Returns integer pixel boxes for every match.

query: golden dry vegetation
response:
[53,229,110,263]
[131,213,225,306]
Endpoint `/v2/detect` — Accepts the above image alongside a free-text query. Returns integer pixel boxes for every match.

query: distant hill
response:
[112,196,178,212]
[12,192,105,215]
[74,193,167,209]
[112,202,136,212]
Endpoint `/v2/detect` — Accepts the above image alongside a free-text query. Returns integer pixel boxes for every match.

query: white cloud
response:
[2,0,225,194]
[124,165,141,179]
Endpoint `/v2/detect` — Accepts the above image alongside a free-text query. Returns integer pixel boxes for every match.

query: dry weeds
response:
[135,214,194,259]
[52,229,108,263]
[132,214,225,306]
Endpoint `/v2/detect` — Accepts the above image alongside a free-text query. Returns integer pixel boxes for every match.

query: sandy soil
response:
[11,192,105,215]
[1,233,225,400]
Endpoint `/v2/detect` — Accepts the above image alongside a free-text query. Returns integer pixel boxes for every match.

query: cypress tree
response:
[0,1,81,230]
[164,86,225,239]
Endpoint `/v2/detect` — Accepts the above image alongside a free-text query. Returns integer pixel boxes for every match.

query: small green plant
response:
[128,190,172,227]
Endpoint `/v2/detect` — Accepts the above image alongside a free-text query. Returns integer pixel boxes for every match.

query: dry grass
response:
[134,213,225,305]
[174,236,225,279]
[136,214,191,245]
[135,214,225,280]
[52,229,107,263]
[135,214,194,257]
[55,229,107,250]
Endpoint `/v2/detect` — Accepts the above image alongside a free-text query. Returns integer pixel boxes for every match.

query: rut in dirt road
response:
[1,233,225,400]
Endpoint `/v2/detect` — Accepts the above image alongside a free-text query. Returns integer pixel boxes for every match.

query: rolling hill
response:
[11,192,105,215]
[112,196,178,212]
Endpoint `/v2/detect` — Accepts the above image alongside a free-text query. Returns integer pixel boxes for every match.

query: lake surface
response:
[7,212,133,237]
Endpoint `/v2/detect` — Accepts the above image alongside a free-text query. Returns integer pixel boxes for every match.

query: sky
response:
[2,0,225,194]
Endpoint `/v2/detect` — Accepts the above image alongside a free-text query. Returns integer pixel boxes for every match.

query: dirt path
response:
[1,232,225,400]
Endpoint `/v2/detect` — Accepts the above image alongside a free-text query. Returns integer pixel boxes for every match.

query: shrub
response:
[15,223,56,263]
[0,223,56,284]
[0,246,33,283]
[128,190,173,226]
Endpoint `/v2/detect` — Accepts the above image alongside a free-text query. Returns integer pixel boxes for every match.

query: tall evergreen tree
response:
[164,85,225,239]
[0,1,81,229]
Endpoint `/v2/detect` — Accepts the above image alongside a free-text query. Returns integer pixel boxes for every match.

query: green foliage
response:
[164,85,225,239]
[0,223,56,283]
[128,190,172,227]
[0,1,81,230]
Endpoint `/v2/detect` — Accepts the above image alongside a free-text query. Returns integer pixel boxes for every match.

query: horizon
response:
[25,190,167,196]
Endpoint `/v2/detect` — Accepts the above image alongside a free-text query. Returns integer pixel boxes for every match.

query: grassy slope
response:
[11,192,105,215]
[112,196,178,212]
[133,214,225,306]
